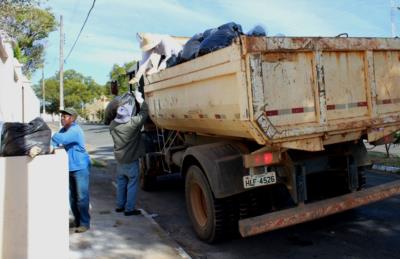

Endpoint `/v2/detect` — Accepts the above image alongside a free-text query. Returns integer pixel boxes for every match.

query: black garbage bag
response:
[166,51,182,68]
[198,22,243,57]
[181,33,204,62]
[104,92,136,125]
[203,28,218,39]
[0,117,51,157]
[247,25,267,36]
[217,22,243,34]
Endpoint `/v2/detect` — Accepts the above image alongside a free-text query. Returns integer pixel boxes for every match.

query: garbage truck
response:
[138,35,400,243]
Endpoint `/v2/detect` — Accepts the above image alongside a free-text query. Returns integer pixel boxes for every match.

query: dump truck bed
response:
[144,36,400,151]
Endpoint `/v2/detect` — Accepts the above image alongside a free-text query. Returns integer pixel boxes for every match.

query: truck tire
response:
[185,165,226,243]
[139,158,157,191]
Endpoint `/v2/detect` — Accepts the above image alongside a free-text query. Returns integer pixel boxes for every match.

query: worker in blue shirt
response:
[52,107,91,233]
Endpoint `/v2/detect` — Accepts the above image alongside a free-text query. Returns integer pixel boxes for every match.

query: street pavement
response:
[70,123,400,259]
[68,123,190,259]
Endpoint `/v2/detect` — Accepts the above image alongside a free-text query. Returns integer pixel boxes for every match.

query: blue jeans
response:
[69,167,90,228]
[116,160,139,212]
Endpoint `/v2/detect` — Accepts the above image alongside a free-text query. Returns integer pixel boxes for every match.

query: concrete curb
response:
[372,163,400,173]
[111,181,192,259]
[141,208,192,259]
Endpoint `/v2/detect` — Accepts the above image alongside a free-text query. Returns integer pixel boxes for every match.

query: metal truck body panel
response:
[144,36,400,151]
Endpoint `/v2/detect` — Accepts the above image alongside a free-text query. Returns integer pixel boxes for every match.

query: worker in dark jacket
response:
[109,90,148,216]
[52,107,91,233]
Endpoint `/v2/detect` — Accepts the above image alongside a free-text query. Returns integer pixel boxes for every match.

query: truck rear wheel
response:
[185,165,226,243]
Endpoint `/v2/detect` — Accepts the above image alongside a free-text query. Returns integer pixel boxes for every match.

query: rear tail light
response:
[243,151,281,168]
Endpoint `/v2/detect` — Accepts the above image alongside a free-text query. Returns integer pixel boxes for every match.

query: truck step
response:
[239,179,400,237]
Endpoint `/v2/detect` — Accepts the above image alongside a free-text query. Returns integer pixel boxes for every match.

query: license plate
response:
[243,171,277,189]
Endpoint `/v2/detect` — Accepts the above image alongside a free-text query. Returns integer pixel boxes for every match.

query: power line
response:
[64,0,96,63]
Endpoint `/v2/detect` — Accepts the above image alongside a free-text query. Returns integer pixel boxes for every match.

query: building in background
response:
[85,95,109,122]
[0,31,39,122]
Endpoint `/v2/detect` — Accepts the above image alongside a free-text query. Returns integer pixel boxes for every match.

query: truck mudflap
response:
[239,179,400,237]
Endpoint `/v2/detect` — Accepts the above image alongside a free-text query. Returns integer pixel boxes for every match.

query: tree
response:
[109,61,137,94]
[33,69,108,114]
[0,0,57,77]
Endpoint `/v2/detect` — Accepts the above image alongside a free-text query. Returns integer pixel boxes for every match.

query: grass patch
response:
[91,158,107,168]
[368,151,400,168]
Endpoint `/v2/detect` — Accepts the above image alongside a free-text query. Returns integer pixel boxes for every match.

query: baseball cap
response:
[60,107,78,117]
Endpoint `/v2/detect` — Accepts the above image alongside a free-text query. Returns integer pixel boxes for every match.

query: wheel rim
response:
[190,182,208,227]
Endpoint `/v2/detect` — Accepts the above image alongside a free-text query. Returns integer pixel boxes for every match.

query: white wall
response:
[23,80,40,122]
[0,32,40,123]
[0,149,69,259]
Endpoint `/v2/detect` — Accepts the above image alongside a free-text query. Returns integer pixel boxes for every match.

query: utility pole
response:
[392,0,398,37]
[59,15,64,112]
[42,66,45,115]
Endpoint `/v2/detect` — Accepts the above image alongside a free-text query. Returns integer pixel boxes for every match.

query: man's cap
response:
[137,32,161,51]
[60,107,78,117]
[114,103,134,124]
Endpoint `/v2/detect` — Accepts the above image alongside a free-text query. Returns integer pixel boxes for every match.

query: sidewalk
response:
[69,160,189,259]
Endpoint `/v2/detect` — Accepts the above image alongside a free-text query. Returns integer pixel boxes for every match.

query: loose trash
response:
[0,117,51,157]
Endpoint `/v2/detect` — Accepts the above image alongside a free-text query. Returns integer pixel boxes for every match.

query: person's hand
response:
[134,89,144,104]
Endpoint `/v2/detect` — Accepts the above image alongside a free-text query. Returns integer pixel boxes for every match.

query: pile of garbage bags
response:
[104,92,136,125]
[167,22,267,68]
[0,117,51,157]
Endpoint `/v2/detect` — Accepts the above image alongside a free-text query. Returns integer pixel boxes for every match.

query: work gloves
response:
[134,89,144,104]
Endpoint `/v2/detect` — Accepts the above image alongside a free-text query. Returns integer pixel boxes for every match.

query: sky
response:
[32,0,399,86]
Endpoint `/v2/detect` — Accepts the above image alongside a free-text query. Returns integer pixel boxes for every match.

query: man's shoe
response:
[115,207,124,213]
[75,226,89,233]
[124,209,141,216]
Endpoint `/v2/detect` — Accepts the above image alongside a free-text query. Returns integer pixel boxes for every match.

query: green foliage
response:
[12,42,27,63]
[0,0,57,77]
[33,69,108,114]
[109,61,137,94]
[395,131,400,144]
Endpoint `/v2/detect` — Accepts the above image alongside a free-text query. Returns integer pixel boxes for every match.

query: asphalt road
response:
[82,124,400,259]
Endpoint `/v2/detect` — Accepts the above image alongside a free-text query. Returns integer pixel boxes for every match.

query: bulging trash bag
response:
[104,92,136,125]
[198,22,243,57]
[0,117,51,157]
[217,22,243,34]
[166,51,182,68]
[247,25,267,36]
[203,28,217,39]
[181,33,204,62]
